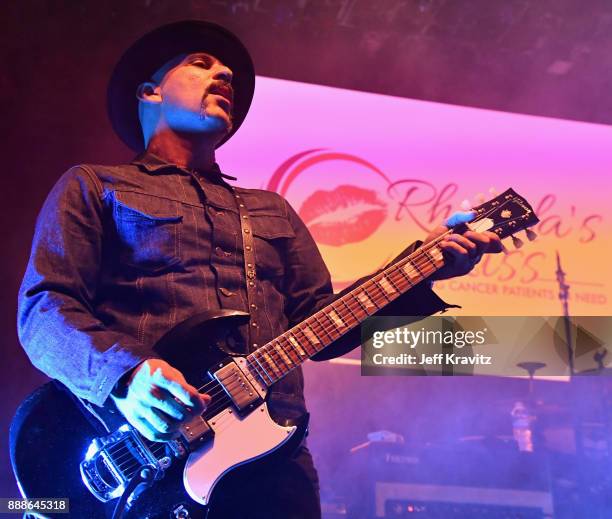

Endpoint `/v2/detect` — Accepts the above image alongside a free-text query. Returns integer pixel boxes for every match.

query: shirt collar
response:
[131,150,238,181]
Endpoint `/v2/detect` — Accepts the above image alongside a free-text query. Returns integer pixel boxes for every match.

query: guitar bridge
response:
[80,424,183,502]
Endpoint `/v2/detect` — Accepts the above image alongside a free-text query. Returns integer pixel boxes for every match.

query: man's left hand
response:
[424,211,504,281]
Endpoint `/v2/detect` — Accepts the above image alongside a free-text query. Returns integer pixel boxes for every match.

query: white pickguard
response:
[183,402,297,505]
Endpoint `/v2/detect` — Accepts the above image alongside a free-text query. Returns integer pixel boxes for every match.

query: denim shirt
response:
[17,151,453,419]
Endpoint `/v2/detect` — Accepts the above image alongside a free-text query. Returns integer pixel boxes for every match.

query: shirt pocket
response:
[250,214,296,278]
[111,192,183,273]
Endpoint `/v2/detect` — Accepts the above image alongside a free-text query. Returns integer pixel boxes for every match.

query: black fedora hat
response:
[107,20,255,152]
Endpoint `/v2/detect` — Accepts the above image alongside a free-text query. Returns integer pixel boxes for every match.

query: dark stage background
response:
[3,1,612,516]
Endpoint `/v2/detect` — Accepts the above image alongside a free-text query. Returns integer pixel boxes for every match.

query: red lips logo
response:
[267,149,392,247]
[300,185,387,246]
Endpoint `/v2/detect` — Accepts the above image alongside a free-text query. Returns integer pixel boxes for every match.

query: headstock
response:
[465,188,540,245]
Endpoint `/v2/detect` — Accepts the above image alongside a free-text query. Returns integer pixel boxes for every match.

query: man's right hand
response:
[110,359,211,442]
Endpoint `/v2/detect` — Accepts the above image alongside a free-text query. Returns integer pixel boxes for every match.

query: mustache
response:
[200,81,234,126]
[206,81,234,103]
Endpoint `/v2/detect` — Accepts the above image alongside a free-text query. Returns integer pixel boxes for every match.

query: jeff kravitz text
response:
[367,326,493,368]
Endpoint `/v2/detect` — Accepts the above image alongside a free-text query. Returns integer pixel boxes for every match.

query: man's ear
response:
[136,81,161,103]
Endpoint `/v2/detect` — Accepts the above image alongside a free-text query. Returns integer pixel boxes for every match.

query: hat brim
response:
[107,20,255,152]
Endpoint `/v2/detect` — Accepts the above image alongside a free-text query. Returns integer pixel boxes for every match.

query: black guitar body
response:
[10,310,309,519]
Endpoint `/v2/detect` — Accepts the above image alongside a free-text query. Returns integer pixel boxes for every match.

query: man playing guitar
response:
[17,21,502,518]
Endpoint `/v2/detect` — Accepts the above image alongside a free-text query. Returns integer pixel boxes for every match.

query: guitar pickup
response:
[179,415,213,450]
[213,361,261,412]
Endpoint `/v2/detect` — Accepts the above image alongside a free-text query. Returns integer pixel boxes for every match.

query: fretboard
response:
[245,238,446,387]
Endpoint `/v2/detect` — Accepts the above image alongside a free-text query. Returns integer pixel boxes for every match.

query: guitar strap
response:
[232,189,259,353]
[231,190,311,436]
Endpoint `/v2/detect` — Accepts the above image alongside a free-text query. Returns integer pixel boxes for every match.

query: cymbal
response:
[516,362,547,375]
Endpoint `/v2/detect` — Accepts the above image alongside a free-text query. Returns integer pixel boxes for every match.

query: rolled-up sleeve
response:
[282,199,456,361]
[17,166,156,406]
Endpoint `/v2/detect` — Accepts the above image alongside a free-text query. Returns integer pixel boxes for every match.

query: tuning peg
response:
[525,228,537,241]
[475,193,486,204]
[460,199,471,211]
[511,234,524,248]
[489,187,497,195]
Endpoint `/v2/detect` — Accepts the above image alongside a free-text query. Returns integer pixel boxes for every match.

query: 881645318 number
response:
[0,498,69,514]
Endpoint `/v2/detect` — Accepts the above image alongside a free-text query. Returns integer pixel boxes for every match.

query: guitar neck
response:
[245,237,447,387]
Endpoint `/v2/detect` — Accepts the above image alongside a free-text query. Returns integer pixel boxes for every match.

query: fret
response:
[369,278,391,304]
[409,257,426,277]
[266,343,287,372]
[357,291,378,312]
[244,239,452,388]
[328,308,345,329]
[421,249,436,268]
[402,260,423,281]
[246,357,268,385]
[397,261,417,285]
[312,313,335,342]
[252,352,274,385]
[419,257,437,277]
[280,335,301,363]
[320,312,342,340]
[247,363,268,387]
[378,276,396,296]
[385,271,403,293]
[428,246,444,264]
[261,349,282,379]
[301,325,322,352]
[351,291,368,315]
[247,363,270,386]
[274,341,294,370]
[338,297,360,325]
[423,248,444,275]
[287,333,308,358]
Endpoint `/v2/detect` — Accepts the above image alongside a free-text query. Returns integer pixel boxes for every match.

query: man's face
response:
[147,52,234,138]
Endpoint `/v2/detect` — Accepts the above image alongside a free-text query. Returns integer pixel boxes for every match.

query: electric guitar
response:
[10,189,539,518]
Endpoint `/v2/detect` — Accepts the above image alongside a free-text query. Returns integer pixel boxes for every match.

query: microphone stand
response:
[556,251,574,376]
[556,252,594,515]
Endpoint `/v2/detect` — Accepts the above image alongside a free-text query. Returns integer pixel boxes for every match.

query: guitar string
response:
[198,195,520,404]
[110,445,166,475]
[110,217,485,466]
[167,209,498,401]
[238,234,449,379]
[107,230,457,467]
[113,206,522,474]
[192,244,438,403]
[106,235,447,470]
[107,198,522,470]
[241,193,523,385]
[106,437,166,464]
[111,375,243,463]
[223,231,448,384]
[107,261,422,470]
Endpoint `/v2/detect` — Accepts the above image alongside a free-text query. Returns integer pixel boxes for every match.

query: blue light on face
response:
[166,105,231,134]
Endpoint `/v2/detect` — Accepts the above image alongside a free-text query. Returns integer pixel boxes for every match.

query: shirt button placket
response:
[208,199,238,312]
